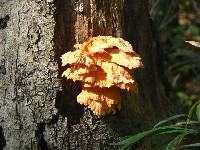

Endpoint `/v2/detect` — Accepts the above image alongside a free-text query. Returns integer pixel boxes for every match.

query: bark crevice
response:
[0,15,9,30]
[0,126,6,150]
[35,123,48,150]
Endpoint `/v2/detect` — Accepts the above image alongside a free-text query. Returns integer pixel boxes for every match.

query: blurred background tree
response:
[150,0,200,110]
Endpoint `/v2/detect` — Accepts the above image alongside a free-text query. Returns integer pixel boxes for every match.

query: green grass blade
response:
[153,114,187,128]
[165,132,189,150]
[175,120,200,126]
[156,129,186,136]
[196,103,200,121]
[176,143,200,149]
[111,126,192,149]
[110,130,153,146]
[187,100,200,125]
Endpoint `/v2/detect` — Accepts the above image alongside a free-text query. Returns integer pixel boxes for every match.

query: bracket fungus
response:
[61,36,143,116]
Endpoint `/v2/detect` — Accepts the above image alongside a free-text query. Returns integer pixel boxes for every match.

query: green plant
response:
[111,100,200,150]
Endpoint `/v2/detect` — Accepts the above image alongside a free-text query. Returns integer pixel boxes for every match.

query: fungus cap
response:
[61,36,143,116]
[77,87,121,116]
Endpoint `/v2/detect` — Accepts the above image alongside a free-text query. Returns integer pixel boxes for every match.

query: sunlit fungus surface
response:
[61,36,143,116]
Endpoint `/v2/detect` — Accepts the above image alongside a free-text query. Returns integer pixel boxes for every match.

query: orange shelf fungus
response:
[61,36,143,116]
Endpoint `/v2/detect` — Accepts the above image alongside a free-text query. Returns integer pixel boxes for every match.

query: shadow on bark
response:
[0,15,9,30]
[53,0,84,127]
[35,123,48,150]
[0,126,6,150]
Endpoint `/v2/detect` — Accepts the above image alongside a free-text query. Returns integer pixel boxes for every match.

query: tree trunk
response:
[0,0,172,150]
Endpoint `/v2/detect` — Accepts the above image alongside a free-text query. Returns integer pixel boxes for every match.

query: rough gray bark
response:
[0,0,60,149]
[0,0,172,150]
